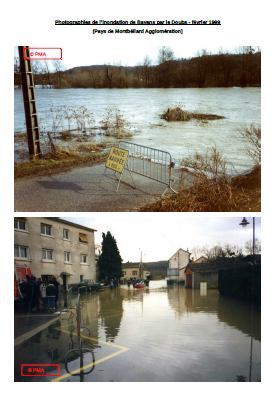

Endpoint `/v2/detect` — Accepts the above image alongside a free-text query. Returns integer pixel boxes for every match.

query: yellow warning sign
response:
[105,147,129,173]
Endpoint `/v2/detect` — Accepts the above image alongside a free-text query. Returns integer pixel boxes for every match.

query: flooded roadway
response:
[14,280,261,382]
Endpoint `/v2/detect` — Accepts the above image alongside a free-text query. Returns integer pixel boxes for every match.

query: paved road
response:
[14,163,184,212]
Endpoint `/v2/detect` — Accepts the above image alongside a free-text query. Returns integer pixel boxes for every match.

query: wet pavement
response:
[14,298,67,343]
[14,281,261,382]
[14,163,189,212]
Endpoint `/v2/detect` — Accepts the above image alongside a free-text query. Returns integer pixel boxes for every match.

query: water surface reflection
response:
[15,280,261,382]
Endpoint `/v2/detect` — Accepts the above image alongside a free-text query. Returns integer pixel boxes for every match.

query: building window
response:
[80,275,84,281]
[80,254,87,264]
[42,249,53,261]
[123,271,126,276]
[63,229,69,240]
[64,252,71,262]
[14,245,28,259]
[132,270,137,276]
[79,233,89,244]
[14,219,26,231]
[41,224,52,236]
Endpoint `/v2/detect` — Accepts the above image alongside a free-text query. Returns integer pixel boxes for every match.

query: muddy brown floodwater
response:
[14,280,261,382]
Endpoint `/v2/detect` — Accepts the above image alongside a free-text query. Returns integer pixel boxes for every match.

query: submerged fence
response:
[118,141,177,196]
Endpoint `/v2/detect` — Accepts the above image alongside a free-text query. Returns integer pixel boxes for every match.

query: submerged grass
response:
[14,143,108,179]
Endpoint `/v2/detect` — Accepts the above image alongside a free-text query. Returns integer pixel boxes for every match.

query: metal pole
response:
[249,216,255,382]
[177,250,179,285]
[253,217,255,264]
[140,250,142,280]
[18,46,42,158]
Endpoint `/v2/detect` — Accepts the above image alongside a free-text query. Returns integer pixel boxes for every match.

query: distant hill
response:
[16,51,261,89]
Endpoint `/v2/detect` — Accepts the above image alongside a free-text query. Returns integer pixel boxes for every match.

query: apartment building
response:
[14,217,96,291]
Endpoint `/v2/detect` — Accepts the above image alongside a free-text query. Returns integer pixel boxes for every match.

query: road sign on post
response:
[100,146,134,192]
[105,147,129,173]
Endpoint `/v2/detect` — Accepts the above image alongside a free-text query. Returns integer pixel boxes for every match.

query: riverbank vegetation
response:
[161,106,225,122]
[15,105,133,165]
[14,143,108,179]
[40,105,134,139]
[140,125,261,212]
[14,46,261,89]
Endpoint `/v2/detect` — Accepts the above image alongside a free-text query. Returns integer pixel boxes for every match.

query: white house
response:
[166,248,191,283]
[14,217,97,291]
[192,256,208,264]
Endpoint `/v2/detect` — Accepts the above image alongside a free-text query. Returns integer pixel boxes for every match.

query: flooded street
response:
[14,87,261,173]
[14,280,261,382]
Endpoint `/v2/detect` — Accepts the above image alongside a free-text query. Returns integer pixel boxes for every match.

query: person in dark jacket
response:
[26,276,40,312]
[49,276,60,308]
[46,283,57,311]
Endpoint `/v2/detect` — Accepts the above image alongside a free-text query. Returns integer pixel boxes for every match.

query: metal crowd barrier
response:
[78,286,88,305]
[60,287,75,317]
[65,294,95,377]
[67,287,73,308]
[118,141,177,196]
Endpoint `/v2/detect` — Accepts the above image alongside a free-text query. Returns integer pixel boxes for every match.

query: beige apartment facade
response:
[14,217,96,291]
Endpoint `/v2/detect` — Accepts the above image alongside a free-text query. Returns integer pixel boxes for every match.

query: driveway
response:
[14,163,185,212]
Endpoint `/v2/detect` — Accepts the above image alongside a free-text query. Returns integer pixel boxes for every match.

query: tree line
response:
[14,46,261,89]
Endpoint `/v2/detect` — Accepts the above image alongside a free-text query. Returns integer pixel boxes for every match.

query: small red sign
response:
[21,364,60,377]
[23,48,62,60]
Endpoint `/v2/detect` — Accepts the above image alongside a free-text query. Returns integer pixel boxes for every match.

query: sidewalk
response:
[14,298,68,346]
[14,162,185,212]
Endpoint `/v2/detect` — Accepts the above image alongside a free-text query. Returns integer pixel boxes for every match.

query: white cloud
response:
[63,215,261,262]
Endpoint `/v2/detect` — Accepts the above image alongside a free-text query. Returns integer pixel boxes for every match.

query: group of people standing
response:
[110,278,118,289]
[19,275,60,312]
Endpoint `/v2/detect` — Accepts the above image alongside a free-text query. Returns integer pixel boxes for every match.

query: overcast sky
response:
[63,215,261,263]
[14,45,239,69]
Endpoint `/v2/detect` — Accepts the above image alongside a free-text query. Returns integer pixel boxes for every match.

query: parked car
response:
[78,279,104,291]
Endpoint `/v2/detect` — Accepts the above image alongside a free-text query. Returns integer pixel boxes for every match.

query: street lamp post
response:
[239,217,255,264]
[239,217,256,382]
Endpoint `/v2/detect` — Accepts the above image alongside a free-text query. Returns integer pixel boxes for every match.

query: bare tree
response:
[52,60,66,88]
[14,56,21,87]
[196,49,211,87]
[142,55,152,86]
[31,60,42,86]
[89,67,101,88]
[245,239,261,255]
[238,124,261,166]
[104,64,117,88]
[42,60,52,87]
[157,46,175,87]
[190,246,204,261]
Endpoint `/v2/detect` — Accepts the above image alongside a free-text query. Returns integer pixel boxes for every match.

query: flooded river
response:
[14,87,261,174]
[15,280,261,382]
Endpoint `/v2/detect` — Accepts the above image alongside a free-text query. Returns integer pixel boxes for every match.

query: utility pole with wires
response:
[18,46,42,158]
[177,250,179,286]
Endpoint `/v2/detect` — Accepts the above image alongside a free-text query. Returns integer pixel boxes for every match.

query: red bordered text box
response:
[21,364,60,376]
[23,48,62,60]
